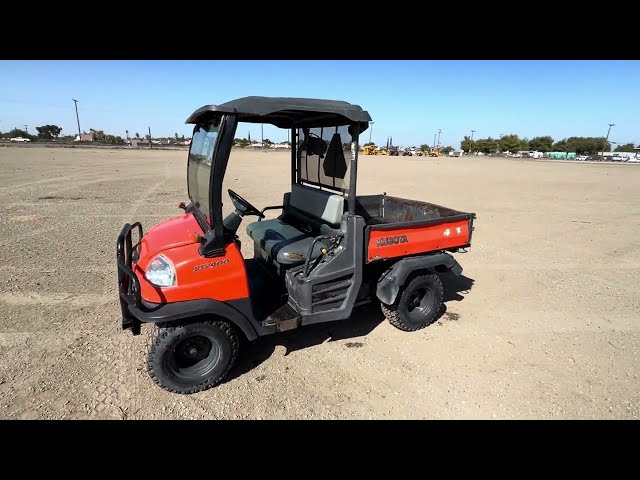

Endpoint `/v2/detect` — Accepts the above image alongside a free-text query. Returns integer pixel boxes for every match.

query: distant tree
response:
[125,129,130,139]
[363,142,375,146]
[498,134,524,153]
[5,128,32,140]
[568,137,609,154]
[181,134,185,142]
[36,124,62,140]
[460,136,473,153]
[135,132,140,139]
[145,134,151,141]
[263,138,273,145]
[89,128,107,142]
[104,135,124,144]
[551,137,609,154]
[440,146,454,154]
[614,143,636,152]
[475,137,499,154]
[419,144,430,152]
[174,133,179,142]
[528,135,554,152]
[552,139,567,152]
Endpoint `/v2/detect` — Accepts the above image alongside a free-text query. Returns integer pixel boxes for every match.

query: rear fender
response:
[376,252,462,305]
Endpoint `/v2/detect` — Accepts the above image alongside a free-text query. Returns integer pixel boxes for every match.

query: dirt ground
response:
[0,145,638,419]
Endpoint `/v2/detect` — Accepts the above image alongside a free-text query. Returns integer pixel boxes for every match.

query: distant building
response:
[74,133,93,142]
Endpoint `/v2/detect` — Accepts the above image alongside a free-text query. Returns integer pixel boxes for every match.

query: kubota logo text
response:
[194,258,229,272]
[376,235,408,247]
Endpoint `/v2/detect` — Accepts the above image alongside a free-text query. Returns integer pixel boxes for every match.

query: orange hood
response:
[138,213,204,260]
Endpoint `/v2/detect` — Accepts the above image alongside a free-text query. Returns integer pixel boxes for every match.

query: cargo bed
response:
[355,194,476,262]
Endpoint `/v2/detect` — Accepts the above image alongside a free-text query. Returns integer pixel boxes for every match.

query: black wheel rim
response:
[406,287,435,322]
[167,334,221,381]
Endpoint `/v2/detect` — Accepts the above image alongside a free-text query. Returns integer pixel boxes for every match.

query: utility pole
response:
[436,129,442,149]
[602,123,615,157]
[24,125,29,134]
[470,129,475,155]
[148,126,152,149]
[369,121,375,144]
[261,124,264,149]
[73,99,81,141]
[433,133,437,149]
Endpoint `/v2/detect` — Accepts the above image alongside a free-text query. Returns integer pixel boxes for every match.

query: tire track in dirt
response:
[13,173,161,200]
[0,171,101,196]
[121,159,172,222]
[0,265,125,274]
[87,159,173,419]
[0,292,112,308]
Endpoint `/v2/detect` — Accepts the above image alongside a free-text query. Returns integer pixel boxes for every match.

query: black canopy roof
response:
[185,96,372,131]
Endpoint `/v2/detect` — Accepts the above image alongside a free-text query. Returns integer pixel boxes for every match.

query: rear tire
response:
[147,320,239,394]
[381,273,443,332]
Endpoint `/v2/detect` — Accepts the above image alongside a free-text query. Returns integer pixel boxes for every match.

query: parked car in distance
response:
[10,137,31,142]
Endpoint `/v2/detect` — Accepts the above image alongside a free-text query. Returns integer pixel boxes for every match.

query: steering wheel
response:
[228,189,264,218]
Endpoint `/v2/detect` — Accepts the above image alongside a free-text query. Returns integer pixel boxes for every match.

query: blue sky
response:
[0,60,638,147]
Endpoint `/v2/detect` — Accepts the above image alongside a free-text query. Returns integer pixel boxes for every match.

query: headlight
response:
[145,254,176,287]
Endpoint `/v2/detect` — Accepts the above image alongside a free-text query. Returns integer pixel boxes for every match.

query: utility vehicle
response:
[116,96,476,394]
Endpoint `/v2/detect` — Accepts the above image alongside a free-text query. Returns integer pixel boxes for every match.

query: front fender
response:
[376,252,462,305]
[125,297,258,341]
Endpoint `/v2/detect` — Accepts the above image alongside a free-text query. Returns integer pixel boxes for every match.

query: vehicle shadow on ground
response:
[224,272,475,384]
[441,272,475,302]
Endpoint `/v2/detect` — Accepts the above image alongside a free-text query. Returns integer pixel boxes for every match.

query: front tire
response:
[147,320,239,394]
[381,273,444,332]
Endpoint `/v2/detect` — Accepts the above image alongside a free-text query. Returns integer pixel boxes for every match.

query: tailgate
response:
[366,216,474,262]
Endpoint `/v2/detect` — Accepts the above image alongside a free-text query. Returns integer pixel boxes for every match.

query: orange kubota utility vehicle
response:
[117,97,476,394]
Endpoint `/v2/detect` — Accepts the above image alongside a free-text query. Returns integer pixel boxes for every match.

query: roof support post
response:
[348,123,360,215]
[290,128,297,187]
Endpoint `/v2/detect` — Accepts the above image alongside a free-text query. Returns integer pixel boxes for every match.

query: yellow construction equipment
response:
[429,148,440,157]
[363,145,377,155]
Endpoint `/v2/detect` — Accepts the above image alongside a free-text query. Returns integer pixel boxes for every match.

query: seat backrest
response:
[288,184,344,227]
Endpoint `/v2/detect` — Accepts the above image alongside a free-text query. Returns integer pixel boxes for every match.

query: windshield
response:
[187,122,220,225]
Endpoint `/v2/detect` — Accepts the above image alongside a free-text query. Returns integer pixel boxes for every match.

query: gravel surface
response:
[0,146,638,419]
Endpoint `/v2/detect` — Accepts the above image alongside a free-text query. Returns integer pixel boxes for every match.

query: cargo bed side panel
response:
[367,218,470,262]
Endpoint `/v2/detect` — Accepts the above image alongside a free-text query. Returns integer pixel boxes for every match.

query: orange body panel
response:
[131,214,249,304]
[139,212,203,254]
[367,219,470,262]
